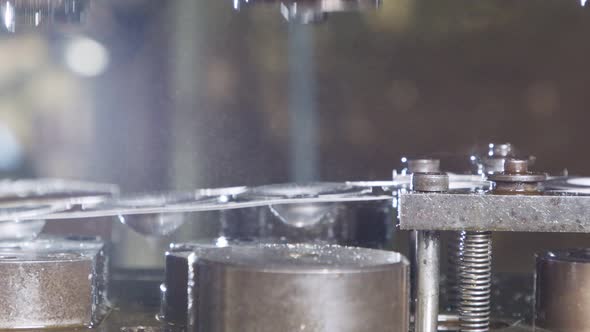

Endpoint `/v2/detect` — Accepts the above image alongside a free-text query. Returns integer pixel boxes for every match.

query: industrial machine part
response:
[412,172,448,332]
[159,241,237,327]
[456,158,544,332]
[488,159,546,194]
[406,158,442,316]
[446,143,517,329]
[455,152,529,331]
[186,244,409,332]
[475,143,516,175]
[159,182,395,249]
[398,156,590,332]
[407,159,442,174]
[0,236,108,329]
[457,230,492,332]
[535,249,590,332]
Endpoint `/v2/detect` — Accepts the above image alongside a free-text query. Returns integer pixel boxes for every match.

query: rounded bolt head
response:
[504,159,528,174]
[411,173,449,192]
[407,159,440,173]
[482,157,506,174]
[491,143,515,157]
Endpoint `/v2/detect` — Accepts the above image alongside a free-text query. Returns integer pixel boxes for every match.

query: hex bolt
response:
[489,158,547,194]
[412,172,448,332]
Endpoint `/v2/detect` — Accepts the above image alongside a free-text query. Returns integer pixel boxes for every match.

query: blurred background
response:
[2,0,590,271]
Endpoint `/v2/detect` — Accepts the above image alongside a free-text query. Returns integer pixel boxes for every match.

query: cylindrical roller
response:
[535,249,590,332]
[416,231,440,332]
[188,244,409,332]
[0,236,107,329]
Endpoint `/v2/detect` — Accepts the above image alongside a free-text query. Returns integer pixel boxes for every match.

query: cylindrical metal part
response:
[489,158,546,194]
[187,244,409,332]
[481,158,505,174]
[410,229,419,312]
[160,241,237,326]
[412,173,450,192]
[411,171,446,332]
[504,159,528,173]
[0,236,107,329]
[408,159,441,173]
[416,231,440,332]
[407,159,441,317]
[535,249,590,332]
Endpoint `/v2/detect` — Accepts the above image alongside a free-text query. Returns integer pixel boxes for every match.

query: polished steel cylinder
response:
[187,244,409,332]
[411,172,446,332]
[407,159,441,315]
[416,231,440,332]
[535,249,590,332]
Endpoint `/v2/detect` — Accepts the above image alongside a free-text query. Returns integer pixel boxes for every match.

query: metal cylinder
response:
[412,173,449,192]
[416,231,441,332]
[408,159,441,174]
[411,172,447,332]
[160,240,238,326]
[407,159,441,316]
[535,249,590,332]
[0,236,107,329]
[504,159,528,174]
[187,244,409,332]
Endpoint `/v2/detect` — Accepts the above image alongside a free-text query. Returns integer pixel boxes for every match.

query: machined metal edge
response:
[399,192,590,233]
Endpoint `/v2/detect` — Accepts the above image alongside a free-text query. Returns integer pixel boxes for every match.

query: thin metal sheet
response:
[2,176,488,222]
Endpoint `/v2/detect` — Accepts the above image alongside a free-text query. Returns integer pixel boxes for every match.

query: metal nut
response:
[412,173,449,192]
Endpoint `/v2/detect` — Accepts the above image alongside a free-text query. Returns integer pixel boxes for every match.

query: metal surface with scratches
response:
[399,192,590,233]
[0,236,107,329]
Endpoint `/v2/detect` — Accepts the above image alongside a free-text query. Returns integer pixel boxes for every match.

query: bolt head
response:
[407,159,440,173]
[505,159,529,174]
[411,173,449,192]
